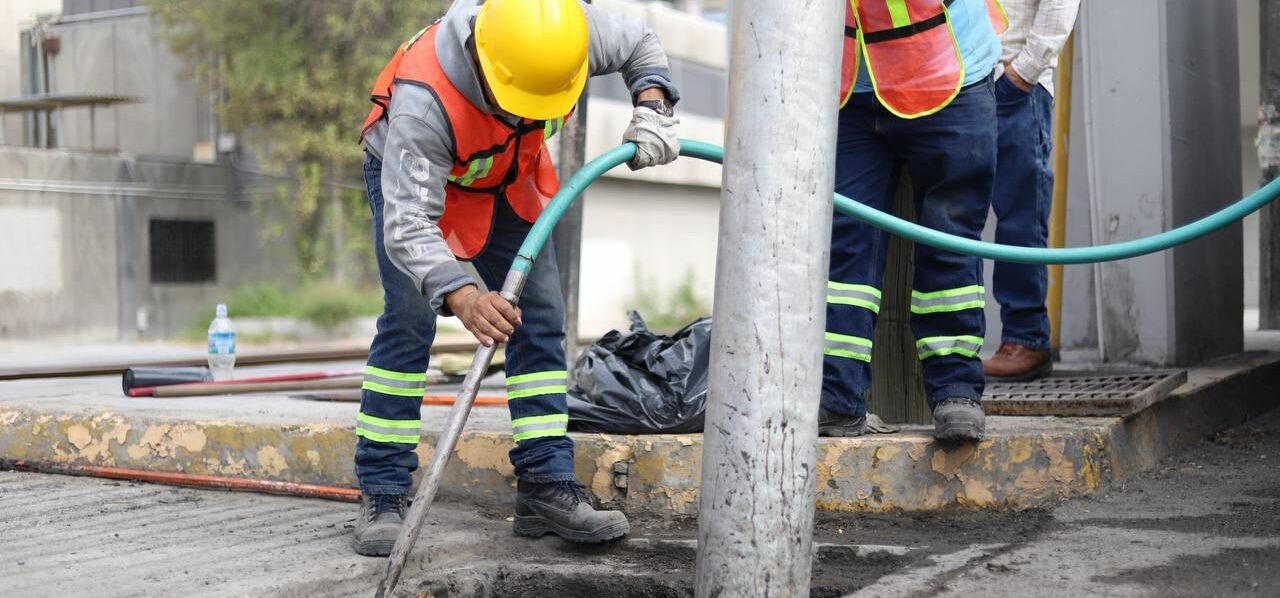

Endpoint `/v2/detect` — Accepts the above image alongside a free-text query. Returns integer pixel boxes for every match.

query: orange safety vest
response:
[360,25,568,259]
[838,0,1008,119]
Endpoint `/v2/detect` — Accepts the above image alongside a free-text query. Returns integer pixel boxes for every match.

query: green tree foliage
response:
[147,0,449,280]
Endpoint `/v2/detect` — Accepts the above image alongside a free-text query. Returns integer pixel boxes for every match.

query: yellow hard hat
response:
[474,0,589,120]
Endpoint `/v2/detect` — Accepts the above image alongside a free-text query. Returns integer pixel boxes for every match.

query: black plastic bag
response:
[567,311,711,434]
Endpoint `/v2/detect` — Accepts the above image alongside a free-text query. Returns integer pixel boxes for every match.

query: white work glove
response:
[622,106,680,171]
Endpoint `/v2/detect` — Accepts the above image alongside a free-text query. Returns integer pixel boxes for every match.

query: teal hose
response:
[514,138,1279,273]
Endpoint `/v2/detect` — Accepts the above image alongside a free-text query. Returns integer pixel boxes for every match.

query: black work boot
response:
[932,398,985,442]
[818,406,867,437]
[353,494,407,556]
[514,480,629,543]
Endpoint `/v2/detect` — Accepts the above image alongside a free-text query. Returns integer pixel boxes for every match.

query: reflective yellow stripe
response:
[827,281,883,298]
[507,385,568,400]
[363,365,426,382]
[506,371,568,385]
[916,335,983,360]
[511,414,569,427]
[543,117,564,140]
[355,412,421,444]
[356,413,421,429]
[355,428,420,444]
[910,285,985,315]
[912,300,985,315]
[450,158,486,186]
[823,332,873,362]
[511,413,569,443]
[827,296,881,313]
[362,380,424,397]
[512,428,568,442]
[507,370,569,401]
[827,281,882,313]
[474,157,493,180]
[824,348,872,362]
[885,0,912,28]
[911,285,984,300]
[825,332,872,347]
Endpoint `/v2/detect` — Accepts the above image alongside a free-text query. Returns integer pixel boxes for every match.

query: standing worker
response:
[819,0,1007,441]
[982,0,1081,381]
[352,0,679,556]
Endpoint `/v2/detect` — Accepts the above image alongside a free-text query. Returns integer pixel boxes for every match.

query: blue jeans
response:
[355,152,576,496]
[823,78,997,416]
[991,76,1054,351]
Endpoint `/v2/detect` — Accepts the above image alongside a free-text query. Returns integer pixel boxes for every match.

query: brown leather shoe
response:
[983,342,1052,381]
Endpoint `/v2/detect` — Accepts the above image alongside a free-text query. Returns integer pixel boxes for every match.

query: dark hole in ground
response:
[412,542,912,598]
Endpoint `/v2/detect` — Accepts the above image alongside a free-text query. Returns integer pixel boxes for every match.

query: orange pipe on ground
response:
[423,395,507,407]
[3,460,361,502]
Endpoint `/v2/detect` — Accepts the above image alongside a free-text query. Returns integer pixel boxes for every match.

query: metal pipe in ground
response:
[693,0,842,595]
[376,269,529,598]
[553,0,590,366]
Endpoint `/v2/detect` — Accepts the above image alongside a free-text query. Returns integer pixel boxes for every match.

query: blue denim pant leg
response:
[822,92,900,418]
[469,198,576,484]
[880,79,997,407]
[355,152,438,496]
[991,77,1054,351]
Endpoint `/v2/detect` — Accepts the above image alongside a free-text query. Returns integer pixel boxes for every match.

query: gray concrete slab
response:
[7,405,1279,597]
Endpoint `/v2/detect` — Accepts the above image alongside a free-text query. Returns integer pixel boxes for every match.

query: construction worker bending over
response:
[819,0,1007,441]
[353,0,679,556]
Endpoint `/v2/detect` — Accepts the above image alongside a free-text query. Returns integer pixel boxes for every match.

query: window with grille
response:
[149,219,216,283]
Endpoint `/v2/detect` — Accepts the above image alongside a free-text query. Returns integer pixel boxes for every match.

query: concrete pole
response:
[553,0,590,363]
[693,0,841,595]
[554,81,588,363]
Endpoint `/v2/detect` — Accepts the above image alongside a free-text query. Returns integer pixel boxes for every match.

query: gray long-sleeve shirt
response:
[364,0,679,316]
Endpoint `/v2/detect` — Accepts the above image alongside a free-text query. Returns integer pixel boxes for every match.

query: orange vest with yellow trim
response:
[838,0,1008,119]
[360,25,568,259]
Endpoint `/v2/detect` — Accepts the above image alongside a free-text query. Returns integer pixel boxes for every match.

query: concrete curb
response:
[1,352,1276,517]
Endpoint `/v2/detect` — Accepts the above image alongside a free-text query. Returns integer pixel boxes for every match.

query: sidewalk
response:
[5,377,1278,598]
[1,352,1278,517]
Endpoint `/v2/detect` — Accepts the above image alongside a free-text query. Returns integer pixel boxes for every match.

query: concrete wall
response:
[1055,0,1242,365]
[0,0,63,142]
[61,0,139,16]
[42,11,211,158]
[0,148,120,339]
[1241,0,1262,312]
[0,146,295,340]
[1166,0,1244,364]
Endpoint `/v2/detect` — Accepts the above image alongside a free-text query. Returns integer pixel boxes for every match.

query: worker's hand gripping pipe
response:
[376,138,1280,596]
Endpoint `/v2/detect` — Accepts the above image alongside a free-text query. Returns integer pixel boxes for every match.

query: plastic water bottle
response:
[207,304,237,381]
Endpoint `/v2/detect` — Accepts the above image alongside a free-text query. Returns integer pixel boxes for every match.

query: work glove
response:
[622,106,680,171]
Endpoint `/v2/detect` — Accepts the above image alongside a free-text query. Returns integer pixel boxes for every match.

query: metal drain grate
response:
[983,370,1188,417]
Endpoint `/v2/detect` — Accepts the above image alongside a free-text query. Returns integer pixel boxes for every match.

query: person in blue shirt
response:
[821,0,1007,442]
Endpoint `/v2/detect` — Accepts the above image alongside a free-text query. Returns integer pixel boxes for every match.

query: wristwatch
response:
[637,98,675,118]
